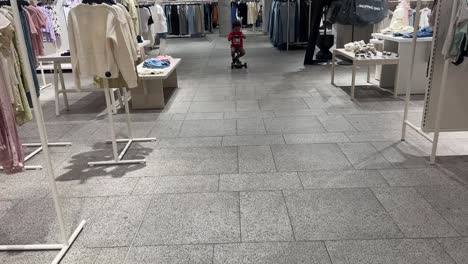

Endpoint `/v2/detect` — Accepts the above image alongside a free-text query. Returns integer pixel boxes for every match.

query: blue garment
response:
[402,27,433,38]
[231,2,238,23]
[269,0,298,50]
[143,59,171,69]
[20,9,40,107]
[165,5,171,35]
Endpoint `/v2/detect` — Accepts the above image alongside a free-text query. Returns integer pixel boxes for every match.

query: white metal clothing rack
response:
[0,142,71,171]
[401,0,460,164]
[0,1,85,263]
[88,79,156,167]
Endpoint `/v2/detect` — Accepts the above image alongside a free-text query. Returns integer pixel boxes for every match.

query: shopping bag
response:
[355,0,388,24]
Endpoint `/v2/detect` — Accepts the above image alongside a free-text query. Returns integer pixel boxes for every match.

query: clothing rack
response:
[88,79,156,167]
[0,1,71,171]
[401,0,464,164]
[0,0,85,263]
[72,0,156,166]
[269,0,310,50]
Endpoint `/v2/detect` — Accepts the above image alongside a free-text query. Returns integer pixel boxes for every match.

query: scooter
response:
[231,58,247,69]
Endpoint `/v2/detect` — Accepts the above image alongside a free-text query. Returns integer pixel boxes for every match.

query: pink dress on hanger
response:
[0,60,24,174]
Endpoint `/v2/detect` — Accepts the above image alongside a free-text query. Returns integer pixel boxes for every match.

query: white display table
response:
[332,49,399,100]
[37,40,151,115]
[134,58,181,109]
[371,33,432,95]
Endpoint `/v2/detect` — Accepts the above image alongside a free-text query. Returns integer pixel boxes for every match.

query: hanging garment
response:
[165,5,172,34]
[381,2,414,34]
[0,8,32,125]
[299,0,309,42]
[187,4,196,35]
[269,0,299,49]
[419,7,431,29]
[442,0,468,60]
[24,5,47,57]
[151,4,167,34]
[18,8,40,105]
[170,5,180,35]
[203,4,212,32]
[0,13,25,174]
[68,4,138,89]
[50,8,61,36]
[122,0,139,35]
[0,61,24,174]
[231,2,238,23]
[237,2,248,26]
[138,7,151,34]
[247,2,258,25]
[408,9,415,27]
[213,3,218,27]
[195,4,204,34]
[37,6,56,43]
[179,5,188,35]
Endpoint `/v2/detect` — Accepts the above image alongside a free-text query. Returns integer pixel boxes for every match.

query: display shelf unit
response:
[401,0,467,164]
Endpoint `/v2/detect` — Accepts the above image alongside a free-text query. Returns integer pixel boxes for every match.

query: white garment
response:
[68,4,138,89]
[150,4,167,34]
[138,7,151,34]
[247,2,258,25]
[419,8,431,29]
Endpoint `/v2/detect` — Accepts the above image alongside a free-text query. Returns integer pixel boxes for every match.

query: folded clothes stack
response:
[400,27,433,38]
[143,58,171,69]
[155,55,173,62]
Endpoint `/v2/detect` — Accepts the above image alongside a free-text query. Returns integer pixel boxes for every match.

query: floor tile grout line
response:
[413,186,464,237]
[323,241,335,264]
[211,243,215,264]
[269,145,279,173]
[238,191,242,243]
[129,177,142,195]
[83,235,468,249]
[375,169,392,187]
[122,194,154,264]
[435,238,459,264]
[281,190,296,241]
[368,187,406,237]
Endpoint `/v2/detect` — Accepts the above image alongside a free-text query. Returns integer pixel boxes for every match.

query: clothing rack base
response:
[0,142,72,171]
[0,220,86,264]
[88,84,156,167]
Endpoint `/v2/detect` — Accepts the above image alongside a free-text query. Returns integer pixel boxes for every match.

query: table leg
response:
[393,62,400,98]
[110,88,118,114]
[53,63,60,116]
[367,65,371,83]
[331,52,336,85]
[58,64,69,111]
[351,63,356,100]
[39,61,47,87]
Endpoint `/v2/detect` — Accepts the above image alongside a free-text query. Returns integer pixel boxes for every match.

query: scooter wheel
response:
[244,63,248,68]
[231,65,234,69]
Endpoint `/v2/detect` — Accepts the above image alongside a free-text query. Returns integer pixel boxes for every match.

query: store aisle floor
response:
[1,35,468,264]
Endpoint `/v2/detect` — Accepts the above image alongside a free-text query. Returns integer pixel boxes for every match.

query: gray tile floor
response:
[1,35,468,263]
